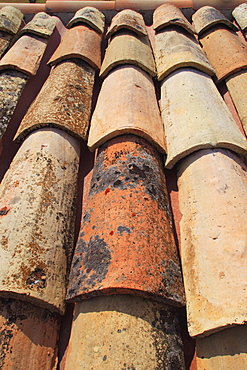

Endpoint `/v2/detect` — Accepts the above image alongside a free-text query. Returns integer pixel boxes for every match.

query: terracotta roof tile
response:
[67,135,185,306]
[100,30,156,77]
[15,59,95,142]
[0,69,28,139]
[65,296,185,369]
[0,6,23,34]
[233,3,247,31]
[0,34,48,76]
[160,68,247,168]
[226,70,247,136]
[178,148,247,337]
[192,5,238,35]
[1,4,247,369]
[0,30,12,57]
[153,3,195,34]
[0,297,60,369]
[0,128,80,314]
[196,325,247,369]
[105,9,147,38]
[16,12,56,39]
[198,25,247,81]
[88,65,166,153]
[154,27,215,80]
[48,25,102,70]
[66,6,105,33]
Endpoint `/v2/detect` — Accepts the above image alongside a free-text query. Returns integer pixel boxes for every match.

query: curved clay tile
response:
[233,3,247,31]
[17,12,56,39]
[67,6,105,34]
[0,6,23,35]
[0,128,80,314]
[153,3,195,34]
[15,59,95,142]
[100,30,156,77]
[199,26,247,81]
[178,148,247,337]
[0,297,60,370]
[160,68,247,169]
[105,9,147,38]
[48,25,102,70]
[192,6,238,35]
[88,65,166,153]
[0,34,48,76]
[0,70,28,139]
[154,27,215,80]
[64,296,185,370]
[67,135,185,306]
[226,70,247,137]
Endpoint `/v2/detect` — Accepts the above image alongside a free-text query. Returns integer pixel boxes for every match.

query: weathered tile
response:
[153,3,195,34]
[178,148,247,337]
[0,34,48,76]
[105,9,147,38]
[65,296,185,370]
[233,3,247,31]
[0,128,80,314]
[15,60,95,142]
[17,12,56,39]
[161,68,247,169]
[88,65,166,153]
[0,6,23,34]
[67,6,105,34]
[155,28,214,81]
[48,26,101,70]
[0,69,29,140]
[0,31,13,58]
[192,6,238,35]
[226,70,247,136]
[199,27,247,81]
[100,31,156,77]
[196,325,247,369]
[67,135,185,306]
[0,297,60,370]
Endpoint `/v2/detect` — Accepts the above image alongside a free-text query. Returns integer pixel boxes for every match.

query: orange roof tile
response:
[1,4,247,369]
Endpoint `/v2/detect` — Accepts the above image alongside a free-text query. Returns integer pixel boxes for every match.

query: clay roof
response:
[0,2,247,369]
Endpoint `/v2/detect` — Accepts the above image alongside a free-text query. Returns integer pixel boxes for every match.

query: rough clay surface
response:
[233,3,247,31]
[0,128,80,313]
[178,149,247,337]
[0,297,60,370]
[0,31,13,58]
[0,69,28,140]
[88,65,166,153]
[65,295,185,370]
[196,325,247,369]
[106,9,147,38]
[0,34,48,76]
[48,26,101,70]
[15,59,95,142]
[0,6,23,34]
[199,26,247,81]
[155,28,214,80]
[153,3,195,34]
[67,135,185,306]
[192,6,237,35]
[18,12,56,39]
[160,68,247,169]
[226,71,247,137]
[100,31,156,78]
[67,6,105,34]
